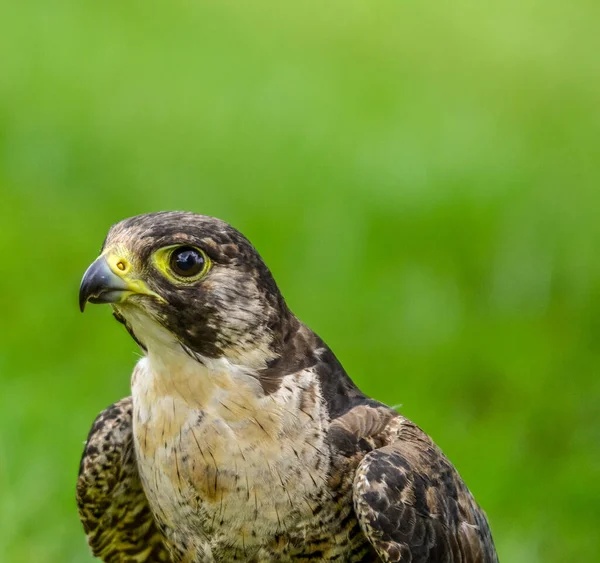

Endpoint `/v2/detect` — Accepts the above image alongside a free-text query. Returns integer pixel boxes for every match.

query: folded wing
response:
[353,416,498,563]
[76,397,172,563]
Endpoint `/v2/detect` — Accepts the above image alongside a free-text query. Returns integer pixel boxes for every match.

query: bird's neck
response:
[130,319,332,474]
[125,303,359,428]
[132,341,268,417]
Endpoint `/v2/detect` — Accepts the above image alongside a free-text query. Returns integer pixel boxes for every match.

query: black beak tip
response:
[79,278,95,313]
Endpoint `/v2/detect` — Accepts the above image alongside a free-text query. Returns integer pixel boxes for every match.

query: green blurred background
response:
[1,1,599,561]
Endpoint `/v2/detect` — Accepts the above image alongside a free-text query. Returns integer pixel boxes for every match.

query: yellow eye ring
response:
[152,245,211,283]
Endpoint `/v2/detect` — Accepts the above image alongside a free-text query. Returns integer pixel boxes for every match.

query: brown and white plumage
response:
[77,398,170,562]
[77,212,498,562]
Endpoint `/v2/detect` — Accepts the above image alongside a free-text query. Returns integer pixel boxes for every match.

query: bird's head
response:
[79,212,292,369]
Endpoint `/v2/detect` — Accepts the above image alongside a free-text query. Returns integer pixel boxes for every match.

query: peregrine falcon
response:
[77,211,498,563]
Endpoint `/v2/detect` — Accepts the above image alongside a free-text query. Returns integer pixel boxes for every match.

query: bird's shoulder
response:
[76,397,172,562]
[327,401,497,563]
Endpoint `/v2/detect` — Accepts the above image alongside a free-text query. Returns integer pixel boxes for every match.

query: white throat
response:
[121,306,267,421]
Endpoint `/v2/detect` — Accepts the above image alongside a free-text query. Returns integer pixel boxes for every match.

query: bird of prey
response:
[77,211,498,563]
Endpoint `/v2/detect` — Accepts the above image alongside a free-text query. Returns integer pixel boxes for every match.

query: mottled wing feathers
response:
[349,411,497,563]
[76,398,172,562]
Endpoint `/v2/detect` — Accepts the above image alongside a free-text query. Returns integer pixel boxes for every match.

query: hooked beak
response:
[79,256,133,312]
[80,253,165,312]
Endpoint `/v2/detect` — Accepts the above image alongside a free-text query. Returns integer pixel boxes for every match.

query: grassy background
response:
[1,1,599,561]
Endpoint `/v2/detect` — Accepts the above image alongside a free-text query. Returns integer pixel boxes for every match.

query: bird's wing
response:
[345,407,498,563]
[76,397,172,563]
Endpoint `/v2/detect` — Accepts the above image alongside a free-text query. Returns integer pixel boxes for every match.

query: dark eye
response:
[169,246,206,278]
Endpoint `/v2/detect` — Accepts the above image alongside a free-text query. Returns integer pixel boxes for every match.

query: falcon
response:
[77,211,498,562]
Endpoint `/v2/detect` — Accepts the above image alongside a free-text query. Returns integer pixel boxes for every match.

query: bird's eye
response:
[169,246,207,278]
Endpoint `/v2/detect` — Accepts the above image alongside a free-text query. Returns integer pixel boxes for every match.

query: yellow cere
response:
[102,247,166,304]
[103,246,134,277]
